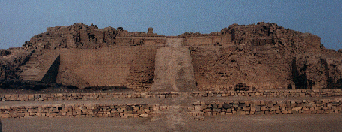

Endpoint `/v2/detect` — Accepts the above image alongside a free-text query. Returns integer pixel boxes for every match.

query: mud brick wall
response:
[57,47,157,89]
[183,36,227,46]
[190,46,292,90]
[189,99,342,116]
[0,104,154,118]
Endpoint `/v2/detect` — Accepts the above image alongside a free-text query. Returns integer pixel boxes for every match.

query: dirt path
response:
[2,114,342,132]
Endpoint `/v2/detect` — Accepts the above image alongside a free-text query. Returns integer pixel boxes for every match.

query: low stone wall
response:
[0,92,179,101]
[1,89,342,119]
[0,89,341,101]
[189,99,342,117]
[1,98,341,119]
[0,104,154,118]
[192,89,342,98]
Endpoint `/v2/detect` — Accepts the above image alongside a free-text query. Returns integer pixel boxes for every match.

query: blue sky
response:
[1,0,341,50]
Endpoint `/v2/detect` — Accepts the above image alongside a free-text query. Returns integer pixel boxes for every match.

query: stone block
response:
[302,107,310,111]
[281,110,288,114]
[292,107,302,111]
[194,106,203,111]
[261,106,268,111]
[242,107,250,111]
[323,107,330,110]
[204,112,212,116]
[255,106,261,112]
[267,103,274,107]
[291,110,300,114]
[249,106,256,111]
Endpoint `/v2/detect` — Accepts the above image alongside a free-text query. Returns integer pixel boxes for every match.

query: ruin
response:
[1,22,342,131]
[1,22,340,91]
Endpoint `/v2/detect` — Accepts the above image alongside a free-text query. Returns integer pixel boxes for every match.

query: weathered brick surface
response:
[57,47,157,89]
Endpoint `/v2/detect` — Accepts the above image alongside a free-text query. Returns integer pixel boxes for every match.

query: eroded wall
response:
[189,46,293,90]
[57,47,157,89]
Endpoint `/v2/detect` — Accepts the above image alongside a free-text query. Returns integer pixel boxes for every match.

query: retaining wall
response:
[189,99,342,118]
[1,89,342,119]
[0,104,154,118]
[1,98,341,119]
[1,89,341,101]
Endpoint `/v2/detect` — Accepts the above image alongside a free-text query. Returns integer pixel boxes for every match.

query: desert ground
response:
[2,114,342,132]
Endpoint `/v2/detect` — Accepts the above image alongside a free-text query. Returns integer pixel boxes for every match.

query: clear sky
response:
[1,0,341,50]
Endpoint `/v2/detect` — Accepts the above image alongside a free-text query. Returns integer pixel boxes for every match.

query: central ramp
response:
[152,38,196,92]
[151,38,197,131]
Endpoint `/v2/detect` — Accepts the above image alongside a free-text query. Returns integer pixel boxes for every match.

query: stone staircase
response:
[19,50,60,81]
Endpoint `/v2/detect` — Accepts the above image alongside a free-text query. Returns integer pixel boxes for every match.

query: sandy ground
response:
[2,114,342,132]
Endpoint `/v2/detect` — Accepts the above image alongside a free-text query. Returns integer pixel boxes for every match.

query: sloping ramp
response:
[152,38,196,92]
[19,50,60,82]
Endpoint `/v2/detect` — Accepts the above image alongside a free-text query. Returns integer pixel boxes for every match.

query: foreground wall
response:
[0,103,154,118]
[1,99,341,119]
[1,89,342,101]
[1,90,342,119]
